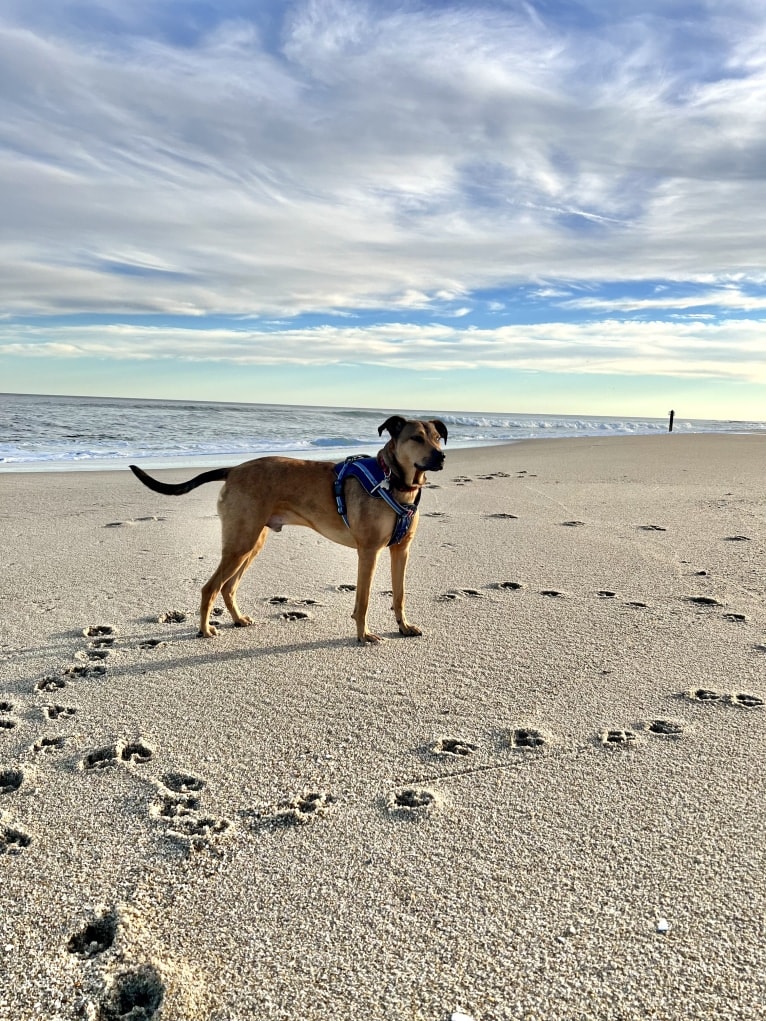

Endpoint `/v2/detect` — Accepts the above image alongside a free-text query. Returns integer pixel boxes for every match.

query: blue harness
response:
[333,455,421,546]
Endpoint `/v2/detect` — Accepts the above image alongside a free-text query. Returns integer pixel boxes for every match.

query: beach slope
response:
[1,435,764,1020]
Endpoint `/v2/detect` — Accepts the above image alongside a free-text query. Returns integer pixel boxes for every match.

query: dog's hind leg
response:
[199,549,252,637]
[220,528,268,628]
[389,539,422,637]
[352,546,382,643]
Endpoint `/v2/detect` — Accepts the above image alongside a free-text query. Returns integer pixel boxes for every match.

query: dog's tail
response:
[129,464,231,496]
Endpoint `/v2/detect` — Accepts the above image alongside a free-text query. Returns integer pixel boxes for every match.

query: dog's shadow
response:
[132,632,365,673]
[3,626,409,703]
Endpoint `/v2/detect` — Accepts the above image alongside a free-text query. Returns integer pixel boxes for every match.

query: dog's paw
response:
[233,615,254,627]
[198,625,218,638]
[358,631,385,644]
[398,621,422,637]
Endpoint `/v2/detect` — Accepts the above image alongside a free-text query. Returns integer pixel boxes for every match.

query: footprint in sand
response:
[63,663,107,680]
[249,790,336,830]
[281,610,312,622]
[731,692,764,709]
[431,737,479,757]
[387,787,440,815]
[139,638,167,650]
[685,688,763,709]
[36,674,67,694]
[685,596,723,608]
[336,583,356,592]
[562,520,585,527]
[42,704,77,721]
[83,744,121,770]
[439,589,484,601]
[599,728,638,747]
[82,625,117,639]
[150,788,201,820]
[32,735,67,755]
[638,524,667,532]
[156,609,187,624]
[0,768,24,795]
[509,728,546,750]
[82,740,153,771]
[686,688,725,704]
[644,719,684,738]
[722,612,747,623]
[88,637,116,650]
[151,790,202,822]
[161,770,205,793]
[540,589,565,598]
[0,817,31,853]
[98,964,165,1021]
[452,476,473,484]
[486,512,519,520]
[166,808,231,843]
[105,515,166,529]
[75,648,111,663]
[0,702,18,730]
[724,535,751,542]
[494,581,524,592]
[150,781,231,849]
[67,909,117,957]
[596,590,617,599]
[121,741,154,765]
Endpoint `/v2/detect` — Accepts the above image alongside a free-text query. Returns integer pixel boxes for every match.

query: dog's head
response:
[378,415,447,475]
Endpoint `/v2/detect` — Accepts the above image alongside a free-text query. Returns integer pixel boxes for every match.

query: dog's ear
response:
[378,415,407,438]
[431,419,448,444]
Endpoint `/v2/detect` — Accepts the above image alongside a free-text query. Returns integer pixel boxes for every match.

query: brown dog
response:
[129,415,447,643]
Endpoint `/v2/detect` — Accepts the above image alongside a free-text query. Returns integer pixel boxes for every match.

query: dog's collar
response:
[377,452,423,496]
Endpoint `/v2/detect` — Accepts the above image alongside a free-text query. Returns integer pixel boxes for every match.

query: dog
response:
[129,415,447,643]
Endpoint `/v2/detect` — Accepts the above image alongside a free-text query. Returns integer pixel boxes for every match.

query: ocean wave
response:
[1,394,763,471]
[310,435,369,448]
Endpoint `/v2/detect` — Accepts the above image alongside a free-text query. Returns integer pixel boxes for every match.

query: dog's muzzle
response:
[419,450,445,471]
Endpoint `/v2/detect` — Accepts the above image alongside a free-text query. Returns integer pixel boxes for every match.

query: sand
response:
[1,434,764,1021]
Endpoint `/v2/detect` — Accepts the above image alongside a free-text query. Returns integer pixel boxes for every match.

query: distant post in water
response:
[668,409,675,433]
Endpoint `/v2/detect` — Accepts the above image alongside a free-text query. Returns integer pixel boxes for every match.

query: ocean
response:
[0,392,763,472]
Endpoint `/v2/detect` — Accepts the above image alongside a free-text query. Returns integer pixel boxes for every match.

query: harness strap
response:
[333,455,420,546]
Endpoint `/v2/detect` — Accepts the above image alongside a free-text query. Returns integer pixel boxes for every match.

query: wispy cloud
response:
[2,317,764,382]
[1,0,765,404]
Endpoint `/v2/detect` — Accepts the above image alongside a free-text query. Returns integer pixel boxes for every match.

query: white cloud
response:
[0,0,765,398]
[561,287,766,313]
[0,0,763,318]
[2,317,764,383]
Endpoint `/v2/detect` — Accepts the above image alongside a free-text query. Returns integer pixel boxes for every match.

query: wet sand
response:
[1,434,765,1020]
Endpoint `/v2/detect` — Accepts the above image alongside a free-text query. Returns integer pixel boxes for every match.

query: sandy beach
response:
[1,434,764,1021]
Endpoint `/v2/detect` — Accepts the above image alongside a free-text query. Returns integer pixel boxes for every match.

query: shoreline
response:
[2,433,764,1020]
[2,428,765,476]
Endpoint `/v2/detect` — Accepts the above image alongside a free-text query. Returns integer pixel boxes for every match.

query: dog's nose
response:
[430,450,446,469]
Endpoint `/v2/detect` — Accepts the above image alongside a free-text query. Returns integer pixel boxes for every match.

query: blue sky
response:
[1,0,765,419]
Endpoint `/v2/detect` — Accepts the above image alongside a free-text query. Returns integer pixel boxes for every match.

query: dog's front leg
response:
[352,547,382,642]
[389,539,422,637]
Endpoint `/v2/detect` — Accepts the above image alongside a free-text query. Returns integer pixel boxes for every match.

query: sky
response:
[1,0,765,420]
